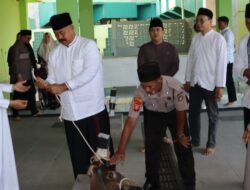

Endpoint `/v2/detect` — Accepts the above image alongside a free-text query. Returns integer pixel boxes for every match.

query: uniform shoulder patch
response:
[133,96,143,111]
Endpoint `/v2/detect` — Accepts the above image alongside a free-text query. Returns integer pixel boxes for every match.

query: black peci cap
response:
[137,62,161,82]
[245,3,250,18]
[50,12,73,31]
[20,30,32,36]
[197,8,213,19]
[149,18,164,30]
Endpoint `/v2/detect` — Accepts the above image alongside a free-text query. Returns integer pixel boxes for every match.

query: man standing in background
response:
[234,3,250,141]
[218,16,237,106]
[137,17,179,76]
[184,8,227,156]
[9,30,41,120]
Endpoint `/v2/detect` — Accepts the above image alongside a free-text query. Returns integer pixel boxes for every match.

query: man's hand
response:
[36,77,49,89]
[110,151,125,165]
[243,68,250,79]
[10,100,28,109]
[183,82,190,92]
[243,129,250,144]
[46,83,68,95]
[13,81,30,92]
[177,134,190,148]
[215,87,224,100]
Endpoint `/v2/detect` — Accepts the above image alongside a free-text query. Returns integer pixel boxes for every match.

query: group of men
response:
[4,3,250,190]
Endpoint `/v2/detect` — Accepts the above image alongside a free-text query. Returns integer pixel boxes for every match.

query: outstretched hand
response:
[243,129,250,144]
[110,151,125,165]
[13,81,30,92]
[10,100,28,110]
[36,77,49,89]
[175,135,190,148]
[183,82,190,92]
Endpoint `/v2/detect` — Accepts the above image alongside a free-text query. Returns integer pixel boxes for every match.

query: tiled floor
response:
[9,109,246,190]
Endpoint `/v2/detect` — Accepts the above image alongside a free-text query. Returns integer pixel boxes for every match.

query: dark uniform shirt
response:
[128,76,187,118]
[137,41,179,76]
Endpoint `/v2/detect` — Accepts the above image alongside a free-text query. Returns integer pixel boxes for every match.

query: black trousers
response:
[12,83,38,117]
[64,108,114,178]
[244,107,250,130]
[226,63,237,102]
[143,108,196,189]
[189,85,219,148]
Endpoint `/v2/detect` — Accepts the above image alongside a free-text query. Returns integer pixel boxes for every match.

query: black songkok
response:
[149,18,164,30]
[137,63,161,82]
[197,8,213,19]
[218,16,229,24]
[245,3,250,18]
[20,30,32,36]
[50,12,72,31]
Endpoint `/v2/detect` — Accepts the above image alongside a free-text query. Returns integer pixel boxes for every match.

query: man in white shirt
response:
[184,8,227,156]
[0,81,29,190]
[36,13,114,178]
[237,5,250,189]
[234,3,250,147]
[218,16,237,106]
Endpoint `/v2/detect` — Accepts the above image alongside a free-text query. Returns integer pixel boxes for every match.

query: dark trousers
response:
[12,83,38,117]
[189,85,219,148]
[143,108,195,189]
[64,108,114,178]
[226,63,237,102]
[244,107,250,130]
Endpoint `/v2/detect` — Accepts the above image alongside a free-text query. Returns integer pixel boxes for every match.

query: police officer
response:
[110,63,196,190]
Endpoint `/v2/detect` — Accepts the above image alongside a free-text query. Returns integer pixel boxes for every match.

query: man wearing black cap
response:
[9,29,41,120]
[110,63,196,190]
[218,16,237,107]
[235,3,250,132]
[234,3,250,168]
[184,8,227,156]
[36,12,114,178]
[138,17,179,76]
[138,17,180,151]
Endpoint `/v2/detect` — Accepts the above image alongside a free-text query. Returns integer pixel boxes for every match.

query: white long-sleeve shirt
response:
[185,30,227,91]
[0,84,19,190]
[220,27,235,63]
[47,36,105,121]
[234,34,250,109]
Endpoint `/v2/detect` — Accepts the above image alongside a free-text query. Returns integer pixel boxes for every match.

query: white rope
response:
[119,177,130,190]
[32,70,104,164]
[55,95,104,164]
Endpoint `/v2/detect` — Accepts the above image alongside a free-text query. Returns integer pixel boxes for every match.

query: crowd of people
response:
[2,3,250,190]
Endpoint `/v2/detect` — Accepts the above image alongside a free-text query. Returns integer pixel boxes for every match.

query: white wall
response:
[103,54,187,88]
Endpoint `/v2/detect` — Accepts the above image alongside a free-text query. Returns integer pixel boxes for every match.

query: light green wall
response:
[216,0,232,29]
[56,0,80,35]
[79,0,94,39]
[19,0,37,29]
[55,0,95,39]
[237,0,250,45]
[0,1,20,82]
[94,24,111,55]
